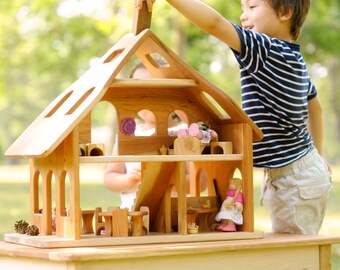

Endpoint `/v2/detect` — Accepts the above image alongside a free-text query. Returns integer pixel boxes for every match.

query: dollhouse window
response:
[233,168,242,179]
[202,92,230,119]
[91,101,117,155]
[59,171,70,217]
[134,109,156,136]
[198,169,208,195]
[104,49,123,64]
[45,91,73,118]
[167,110,189,136]
[146,53,170,69]
[66,88,94,115]
[32,170,42,213]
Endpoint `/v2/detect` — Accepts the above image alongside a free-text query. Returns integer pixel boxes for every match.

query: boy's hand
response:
[135,0,155,12]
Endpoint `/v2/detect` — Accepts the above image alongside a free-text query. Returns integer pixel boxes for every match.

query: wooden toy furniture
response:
[81,210,95,234]
[210,141,232,154]
[95,206,149,237]
[94,207,105,235]
[186,207,219,232]
[99,209,129,237]
[4,2,263,247]
[86,143,104,156]
[128,211,149,236]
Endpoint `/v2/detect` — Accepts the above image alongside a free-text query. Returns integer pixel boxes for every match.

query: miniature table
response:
[128,211,148,236]
[98,210,148,237]
[187,207,218,232]
[0,234,340,270]
[98,209,129,237]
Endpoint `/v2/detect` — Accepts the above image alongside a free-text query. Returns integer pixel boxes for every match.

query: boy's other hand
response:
[135,0,155,12]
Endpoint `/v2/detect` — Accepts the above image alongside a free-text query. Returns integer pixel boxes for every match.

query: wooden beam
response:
[132,1,152,35]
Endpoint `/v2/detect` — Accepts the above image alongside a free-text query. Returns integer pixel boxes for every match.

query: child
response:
[216,178,243,232]
[136,0,332,234]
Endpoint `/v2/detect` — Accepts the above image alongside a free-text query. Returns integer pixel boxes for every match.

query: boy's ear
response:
[279,7,293,22]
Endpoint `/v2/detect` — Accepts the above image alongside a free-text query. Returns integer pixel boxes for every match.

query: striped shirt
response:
[232,24,316,168]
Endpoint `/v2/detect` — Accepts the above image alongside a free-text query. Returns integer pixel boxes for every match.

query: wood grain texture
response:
[1,234,340,270]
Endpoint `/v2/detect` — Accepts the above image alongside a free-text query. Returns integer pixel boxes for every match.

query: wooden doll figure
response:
[177,121,218,143]
[215,178,243,232]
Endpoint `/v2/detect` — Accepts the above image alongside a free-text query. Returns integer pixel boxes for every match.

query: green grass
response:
[0,163,121,240]
[0,164,339,269]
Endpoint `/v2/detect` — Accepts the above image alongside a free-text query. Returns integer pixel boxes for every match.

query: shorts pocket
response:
[298,182,332,200]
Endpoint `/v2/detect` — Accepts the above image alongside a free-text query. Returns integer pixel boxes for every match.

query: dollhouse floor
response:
[4,231,264,248]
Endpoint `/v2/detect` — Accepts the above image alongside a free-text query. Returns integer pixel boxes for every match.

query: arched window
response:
[134,109,156,136]
[167,110,189,136]
[91,101,117,155]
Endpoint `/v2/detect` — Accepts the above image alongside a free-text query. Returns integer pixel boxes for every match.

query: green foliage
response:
[0,165,121,240]
[1,0,339,164]
[302,0,340,58]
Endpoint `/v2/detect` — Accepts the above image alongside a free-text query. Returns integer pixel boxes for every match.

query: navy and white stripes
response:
[232,24,316,168]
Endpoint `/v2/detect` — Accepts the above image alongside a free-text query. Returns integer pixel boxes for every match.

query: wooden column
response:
[239,123,254,232]
[132,1,152,35]
[174,161,187,234]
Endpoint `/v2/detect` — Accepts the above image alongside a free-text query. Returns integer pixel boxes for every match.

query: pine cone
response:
[26,225,39,236]
[14,219,29,234]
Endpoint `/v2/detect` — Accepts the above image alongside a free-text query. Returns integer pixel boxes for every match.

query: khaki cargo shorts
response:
[263,148,332,234]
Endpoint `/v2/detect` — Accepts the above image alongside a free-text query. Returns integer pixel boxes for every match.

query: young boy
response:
[136,0,332,234]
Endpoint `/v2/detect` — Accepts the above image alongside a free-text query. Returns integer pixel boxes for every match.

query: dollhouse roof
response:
[5,28,262,159]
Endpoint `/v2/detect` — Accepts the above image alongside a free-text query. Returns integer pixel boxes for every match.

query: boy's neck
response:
[272,21,293,42]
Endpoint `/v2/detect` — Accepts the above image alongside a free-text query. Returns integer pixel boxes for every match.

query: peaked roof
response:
[5,29,262,158]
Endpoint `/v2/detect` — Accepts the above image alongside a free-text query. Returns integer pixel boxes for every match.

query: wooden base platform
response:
[1,234,340,270]
[4,231,263,248]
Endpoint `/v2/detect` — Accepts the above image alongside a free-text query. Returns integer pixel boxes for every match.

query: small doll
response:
[177,121,218,143]
[215,178,243,232]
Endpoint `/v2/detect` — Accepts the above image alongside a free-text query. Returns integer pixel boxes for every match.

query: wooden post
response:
[132,1,152,35]
[240,123,254,232]
[319,245,332,270]
[174,161,187,234]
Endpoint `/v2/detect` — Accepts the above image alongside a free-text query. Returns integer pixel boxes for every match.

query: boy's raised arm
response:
[135,0,241,52]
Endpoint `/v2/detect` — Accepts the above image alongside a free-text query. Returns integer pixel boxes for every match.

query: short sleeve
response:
[307,81,317,100]
[231,24,271,74]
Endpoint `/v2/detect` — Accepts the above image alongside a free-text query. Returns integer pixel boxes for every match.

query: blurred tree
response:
[0,0,130,163]
[1,0,339,164]
[301,0,340,163]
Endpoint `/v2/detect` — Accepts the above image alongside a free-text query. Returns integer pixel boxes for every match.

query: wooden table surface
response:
[1,233,339,262]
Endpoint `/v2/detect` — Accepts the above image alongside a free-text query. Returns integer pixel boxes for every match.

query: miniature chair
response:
[95,207,105,235]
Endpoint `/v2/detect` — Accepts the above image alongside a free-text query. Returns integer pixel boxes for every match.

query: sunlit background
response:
[1,0,339,267]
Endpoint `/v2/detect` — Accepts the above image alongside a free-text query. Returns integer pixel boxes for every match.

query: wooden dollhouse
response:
[4,3,264,248]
